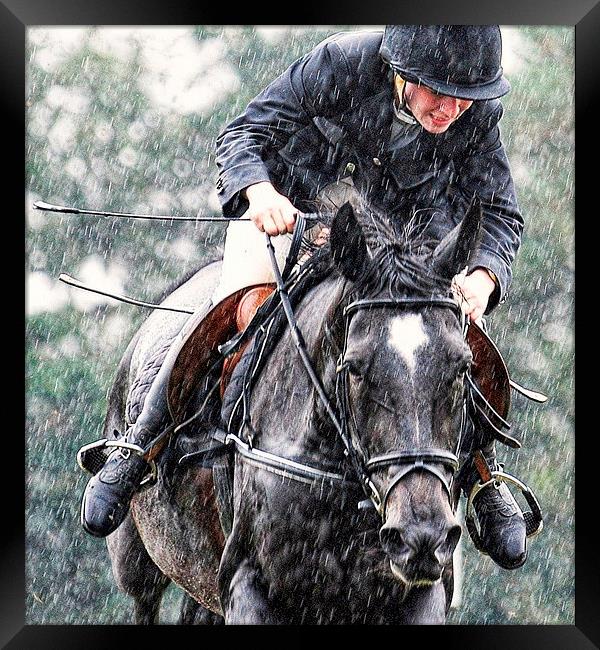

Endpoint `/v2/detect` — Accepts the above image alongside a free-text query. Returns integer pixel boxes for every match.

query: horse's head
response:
[329,199,482,587]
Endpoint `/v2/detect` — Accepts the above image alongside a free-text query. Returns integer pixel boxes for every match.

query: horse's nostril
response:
[379,527,411,556]
[434,524,462,563]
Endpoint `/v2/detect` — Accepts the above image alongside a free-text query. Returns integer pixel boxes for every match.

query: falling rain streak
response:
[25,26,574,625]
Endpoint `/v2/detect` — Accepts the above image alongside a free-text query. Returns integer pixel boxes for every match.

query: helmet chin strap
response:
[393,75,418,126]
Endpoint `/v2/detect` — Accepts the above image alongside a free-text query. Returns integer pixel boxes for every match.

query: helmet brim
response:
[393,68,511,101]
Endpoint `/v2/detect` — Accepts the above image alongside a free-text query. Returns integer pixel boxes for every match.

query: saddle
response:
[219,285,276,398]
[166,283,275,426]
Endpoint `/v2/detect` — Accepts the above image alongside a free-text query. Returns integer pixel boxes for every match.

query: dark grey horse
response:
[102,199,481,624]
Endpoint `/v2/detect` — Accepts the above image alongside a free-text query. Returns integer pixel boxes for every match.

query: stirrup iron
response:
[465,468,543,554]
[77,437,158,488]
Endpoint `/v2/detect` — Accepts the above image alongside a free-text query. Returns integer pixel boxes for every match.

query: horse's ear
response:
[431,195,483,278]
[329,202,368,281]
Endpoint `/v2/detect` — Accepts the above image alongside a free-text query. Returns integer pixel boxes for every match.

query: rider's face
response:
[403,81,473,134]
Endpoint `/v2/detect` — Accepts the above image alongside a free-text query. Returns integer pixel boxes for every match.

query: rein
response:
[227,237,468,519]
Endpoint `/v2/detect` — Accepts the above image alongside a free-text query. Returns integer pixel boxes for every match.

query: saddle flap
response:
[167,284,275,425]
[220,285,275,398]
[466,321,511,420]
[167,288,248,424]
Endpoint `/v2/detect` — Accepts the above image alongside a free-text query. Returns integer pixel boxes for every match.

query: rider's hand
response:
[244,182,298,236]
[451,267,497,323]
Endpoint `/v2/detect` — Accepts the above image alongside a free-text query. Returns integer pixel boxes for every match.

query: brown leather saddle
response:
[167,284,275,425]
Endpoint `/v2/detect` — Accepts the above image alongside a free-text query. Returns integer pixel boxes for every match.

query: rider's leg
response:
[457,318,528,569]
[81,298,213,537]
[212,220,292,304]
[81,223,295,538]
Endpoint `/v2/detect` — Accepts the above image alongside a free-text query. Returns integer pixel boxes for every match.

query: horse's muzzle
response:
[379,520,462,585]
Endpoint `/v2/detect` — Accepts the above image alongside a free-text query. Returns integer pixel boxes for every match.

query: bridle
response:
[225,273,469,520]
[333,296,466,517]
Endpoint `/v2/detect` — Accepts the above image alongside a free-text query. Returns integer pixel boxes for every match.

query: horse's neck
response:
[248,273,346,454]
[295,273,346,356]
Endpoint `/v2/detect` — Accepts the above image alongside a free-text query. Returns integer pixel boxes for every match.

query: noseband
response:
[335,297,465,517]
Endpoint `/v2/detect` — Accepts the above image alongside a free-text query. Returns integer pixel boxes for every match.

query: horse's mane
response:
[336,203,453,300]
[352,242,451,300]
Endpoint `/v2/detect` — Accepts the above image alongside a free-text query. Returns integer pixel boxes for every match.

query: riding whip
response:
[33,200,322,225]
[58,273,195,315]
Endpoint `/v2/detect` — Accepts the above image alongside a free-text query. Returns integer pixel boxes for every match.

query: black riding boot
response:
[81,394,172,538]
[81,301,212,538]
[461,442,527,569]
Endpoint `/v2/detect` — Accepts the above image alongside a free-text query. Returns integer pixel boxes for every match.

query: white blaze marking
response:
[388,313,429,373]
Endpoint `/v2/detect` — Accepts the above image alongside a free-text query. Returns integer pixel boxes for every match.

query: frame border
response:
[12,1,592,646]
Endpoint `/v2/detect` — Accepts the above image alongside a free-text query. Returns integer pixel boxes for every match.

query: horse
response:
[100,198,482,624]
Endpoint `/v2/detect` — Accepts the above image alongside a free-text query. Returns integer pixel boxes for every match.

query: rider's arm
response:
[215,37,350,222]
[455,100,524,313]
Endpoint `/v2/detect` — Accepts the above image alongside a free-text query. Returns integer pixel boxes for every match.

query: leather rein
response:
[225,231,468,519]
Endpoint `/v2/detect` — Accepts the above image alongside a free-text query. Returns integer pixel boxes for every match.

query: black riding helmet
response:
[380,25,511,101]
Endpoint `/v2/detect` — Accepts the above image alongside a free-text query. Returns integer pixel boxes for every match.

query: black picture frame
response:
[10,1,592,647]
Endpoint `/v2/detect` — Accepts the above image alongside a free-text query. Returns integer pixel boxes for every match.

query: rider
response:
[81,25,528,571]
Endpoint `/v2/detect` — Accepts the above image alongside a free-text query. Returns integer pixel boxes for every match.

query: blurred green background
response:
[25,26,574,624]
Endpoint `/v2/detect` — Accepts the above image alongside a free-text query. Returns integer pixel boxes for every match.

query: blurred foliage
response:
[25,26,573,625]
[449,25,574,625]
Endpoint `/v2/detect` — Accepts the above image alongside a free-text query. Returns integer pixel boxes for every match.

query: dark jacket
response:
[215,30,524,310]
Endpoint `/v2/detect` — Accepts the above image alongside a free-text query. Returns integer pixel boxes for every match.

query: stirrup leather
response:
[465,468,543,554]
[77,437,158,488]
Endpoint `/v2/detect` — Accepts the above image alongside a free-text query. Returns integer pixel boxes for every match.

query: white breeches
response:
[211,222,292,304]
[210,178,361,305]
